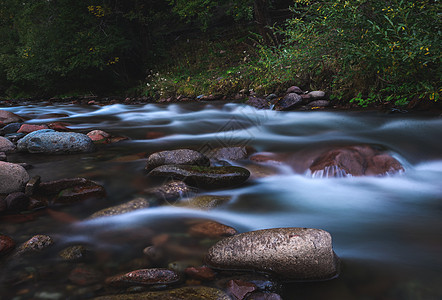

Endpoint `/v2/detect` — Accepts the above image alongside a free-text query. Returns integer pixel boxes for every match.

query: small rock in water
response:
[144,180,197,202]
[0,136,16,152]
[5,192,30,212]
[205,227,339,280]
[15,234,54,257]
[143,246,165,264]
[179,195,231,210]
[88,197,150,219]
[59,245,91,261]
[0,234,16,256]
[149,165,250,189]
[205,146,252,161]
[105,268,180,287]
[189,221,237,238]
[0,161,30,194]
[86,130,110,143]
[145,149,210,171]
[226,279,257,300]
[0,122,22,135]
[17,129,95,154]
[25,175,41,196]
[93,286,230,300]
[184,266,216,281]
[69,265,102,285]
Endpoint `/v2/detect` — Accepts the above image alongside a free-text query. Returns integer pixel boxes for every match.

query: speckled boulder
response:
[17,129,94,154]
[205,228,339,280]
[0,136,15,152]
[93,286,230,300]
[145,149,210,171]
[105,268,180,287]
[0,161,30,194]
[88,197,150,219]
[149,165,250,189]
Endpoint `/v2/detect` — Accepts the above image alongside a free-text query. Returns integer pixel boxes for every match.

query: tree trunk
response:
[253,0,277,45]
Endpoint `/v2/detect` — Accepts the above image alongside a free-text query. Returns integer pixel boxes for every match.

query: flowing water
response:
[1,102,441,299]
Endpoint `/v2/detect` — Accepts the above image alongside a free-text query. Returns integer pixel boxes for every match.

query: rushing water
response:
[1,102,442,299]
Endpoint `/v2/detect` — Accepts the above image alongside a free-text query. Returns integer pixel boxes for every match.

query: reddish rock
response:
[108,136,128,143]
[227,279,257,300]
[87,130,110,143]
[47,122,71,131]
[0,234,15,256]
[184,266,216,281]
[54,185,106,204]
[0,110,23,124]
[105,268,180,287]
[36,178,105,204]
[69,266,101,285]
[250,153,282,164]
[0,137,15,152]
[310,145,404,177]
[37,178,100,195]
[17,124,49,134]
[188,221,237,238]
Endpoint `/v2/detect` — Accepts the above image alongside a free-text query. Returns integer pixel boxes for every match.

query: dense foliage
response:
[0,0,440,106]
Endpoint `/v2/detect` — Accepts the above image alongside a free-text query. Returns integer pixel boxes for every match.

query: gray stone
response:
[179,195,231,210]
[308,100,330,108]
[0,122,22,135]
[206,146,251,161]
[93,286,230,300]
[17,129,94,154]
[145,149,210,171]
[5,192,29,212]
[88,197,150,219]
[105,268,180,287]
[0,161,30,194]
[149,165,250,189]
[308,91,326,100]
[0,110,23,125]
[286,86,304,94]
[144,181,197,202]
[246,96,270,109]
[206,227,339,280]
[0,136,15,152]
[276,93,302,110]
[0,152,6,161]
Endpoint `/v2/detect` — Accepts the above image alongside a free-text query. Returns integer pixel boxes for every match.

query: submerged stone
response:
[105,268,179,287]
[205,227,339,280]
[144,181,197,202]
[88,197,150,219]
[205,146,252,161]
[189,221,237,238]
[179,195,231,210]
[145,149,210,171]
[149,165,250,189]
[0,161,30,194]
[14,234,54,257]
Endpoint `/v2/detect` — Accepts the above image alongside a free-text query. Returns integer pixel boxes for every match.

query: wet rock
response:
[276,93,302,110]
[87,130,110,143]
[145,149,210,171]
[246,97,270,109]
[0,122,22,135]
[0,161,30,194]
[308,91,326,100]
[180,195,231,210]
[17,124,49,134]
[309,145,404,177]
[5,192,30,212]
[69,266,102,285]
[189,221,237,238]
[206,146,252,161]
[36,113,69,119]
[0,234,15,256]
[143,246,165,264]
[0,152,6,161]
[286,86,304,94]
[0,196,5,212]
[4,132,26,142]
[168,260,201,273]
[15,234,54,257]
[59,245,91,261]
[105,268,180,287]
[308,100,330,108]
[17,129,95,154]
[47,122,71,131]
[54,184,106,204]
[93,286,230,300]
[149,165,250,189]
[144,181,197,202]
[246,292,282,300]
[0,110,23,125]
[25,175,41,196]
[227,279,257,300]
[0,136,16,152]
[88,197,150,219]
[184,266,216,281]
[38,178,96,194]
[205,228,339,280]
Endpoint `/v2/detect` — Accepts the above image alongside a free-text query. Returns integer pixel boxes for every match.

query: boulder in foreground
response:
[205,227,339,280]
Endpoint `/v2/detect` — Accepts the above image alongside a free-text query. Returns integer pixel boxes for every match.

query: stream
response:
[1,102,442,299]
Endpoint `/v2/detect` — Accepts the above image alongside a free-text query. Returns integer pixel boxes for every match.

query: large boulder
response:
[17,129,94,154]
[0,136,15,152]
[205,228,339,280]
[0,161,30,194]
[149,165,250,189]
[309,145,404,177]
[145,149,210,171]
